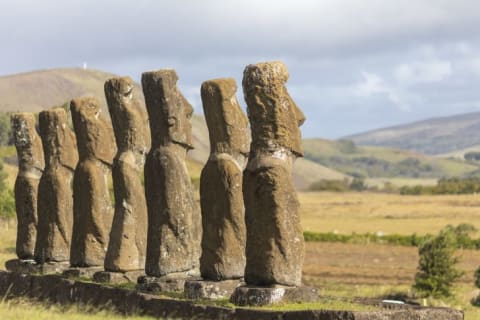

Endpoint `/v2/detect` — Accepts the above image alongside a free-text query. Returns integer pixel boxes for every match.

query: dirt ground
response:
[303,241,480,286]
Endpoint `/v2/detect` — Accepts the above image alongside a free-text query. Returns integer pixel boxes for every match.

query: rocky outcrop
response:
[69,97,116,267]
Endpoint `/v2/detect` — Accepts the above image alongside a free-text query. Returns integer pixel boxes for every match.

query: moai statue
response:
[34,108,78,267]
[231,62,317,306]
[11,113,44,260]
[199,78,249,279]
[140,69,201,290]
[68,97,116,271]
[184,78,249,299]
[96,77,149,283]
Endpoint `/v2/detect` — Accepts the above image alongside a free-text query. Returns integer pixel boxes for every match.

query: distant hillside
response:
[0,67,348,190]
[0,68,134,112]
[345,112,480,155]
[303,138,478,179]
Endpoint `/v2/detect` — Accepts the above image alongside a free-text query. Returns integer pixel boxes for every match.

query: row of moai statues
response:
[8,61,315,305]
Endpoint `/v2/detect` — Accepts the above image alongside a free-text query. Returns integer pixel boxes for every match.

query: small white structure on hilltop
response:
[83,62,87,70]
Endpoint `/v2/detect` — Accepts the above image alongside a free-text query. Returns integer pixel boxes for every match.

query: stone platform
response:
[184,279,243,300]
[93,270,144,284]
[230,285,319,306]
[0,271,463,320]
[137,273,201,294]
[62,266,103,279]
[5,259,69,275]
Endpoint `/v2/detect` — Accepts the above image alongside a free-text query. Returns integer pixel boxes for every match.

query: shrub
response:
[465,152,480,162]
[0,113,11,146]
[413,227,464,298]
[0,159,15,219]
[309,179,350,192]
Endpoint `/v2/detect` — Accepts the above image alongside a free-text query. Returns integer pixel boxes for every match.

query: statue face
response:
[11,114,34,151]
[169,89,194,149]
[71,97,115,164]
[142,69,193,150]
[39,108,78,170]
[243,61,305,156]
[201,78,250,156]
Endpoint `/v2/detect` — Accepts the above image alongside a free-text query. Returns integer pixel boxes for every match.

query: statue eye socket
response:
[167,117,177,127]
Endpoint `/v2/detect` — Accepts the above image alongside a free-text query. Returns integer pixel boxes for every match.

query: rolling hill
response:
[345,112,480,155]
[0,67,347,190]
[302,138,478,179]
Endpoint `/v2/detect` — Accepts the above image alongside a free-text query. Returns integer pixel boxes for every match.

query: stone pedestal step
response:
[5,259,70,275]
[230,285,319,306]
[92,270,145,284]
[184,279,243,300]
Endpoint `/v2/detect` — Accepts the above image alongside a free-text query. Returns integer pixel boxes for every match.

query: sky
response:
[1,0,480,138]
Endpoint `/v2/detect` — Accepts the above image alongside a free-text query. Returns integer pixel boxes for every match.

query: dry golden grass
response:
[0,299,156,320]
[299,191,480,235]
[303,241,480,320]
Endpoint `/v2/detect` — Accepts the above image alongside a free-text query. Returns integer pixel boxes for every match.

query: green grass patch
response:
[304,225,480,250]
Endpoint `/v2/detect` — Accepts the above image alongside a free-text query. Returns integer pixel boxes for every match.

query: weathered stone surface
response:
[185,279,243,300]
[34,108,78,263]
[62,266,103,279]
[104,77,149,272]
[199,78,249,281]
[11,113,44,259]
[0,271,463,320]
[142,69,201,277]
[5,258,39,274]
[69,97,116,267]
[137,273,199,293]
[5,259,69,274]
[230,285,318,306]
[242,62,306,287]
[93,270,144,284]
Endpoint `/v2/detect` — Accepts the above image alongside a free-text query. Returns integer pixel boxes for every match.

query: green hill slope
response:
[303,138,478,179]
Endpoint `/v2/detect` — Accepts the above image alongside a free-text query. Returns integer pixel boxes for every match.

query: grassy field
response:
[2,191,480,318]
[299,191,480,235]
[365,177,437,188]
[0,299,156,320]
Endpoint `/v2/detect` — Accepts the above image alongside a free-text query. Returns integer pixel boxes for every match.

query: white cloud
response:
[352,71,410,111]
[393,60,452,85]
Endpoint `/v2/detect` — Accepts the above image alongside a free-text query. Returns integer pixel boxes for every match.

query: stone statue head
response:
[38,108,78,170]
[70,97,115,164]
[201,78,250,157]
[11,112,44,171]
[141,69,194,150]
[242,61,305,157]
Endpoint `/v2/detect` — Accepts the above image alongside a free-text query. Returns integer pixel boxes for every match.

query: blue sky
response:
[1,0,480,138]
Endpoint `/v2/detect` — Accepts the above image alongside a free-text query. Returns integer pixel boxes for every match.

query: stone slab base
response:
[184,279,243,300]
[230,285,319,306]
[62,266,104,279]
[137,273,201,294]
[0,271,464,320]
[93,270,144,284]
[5,259,69,275]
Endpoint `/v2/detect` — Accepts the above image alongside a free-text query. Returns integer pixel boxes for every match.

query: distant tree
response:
[335,139,357,154]
[413,227,464,298]
[350,178,366,191]
[465,152,480,162]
